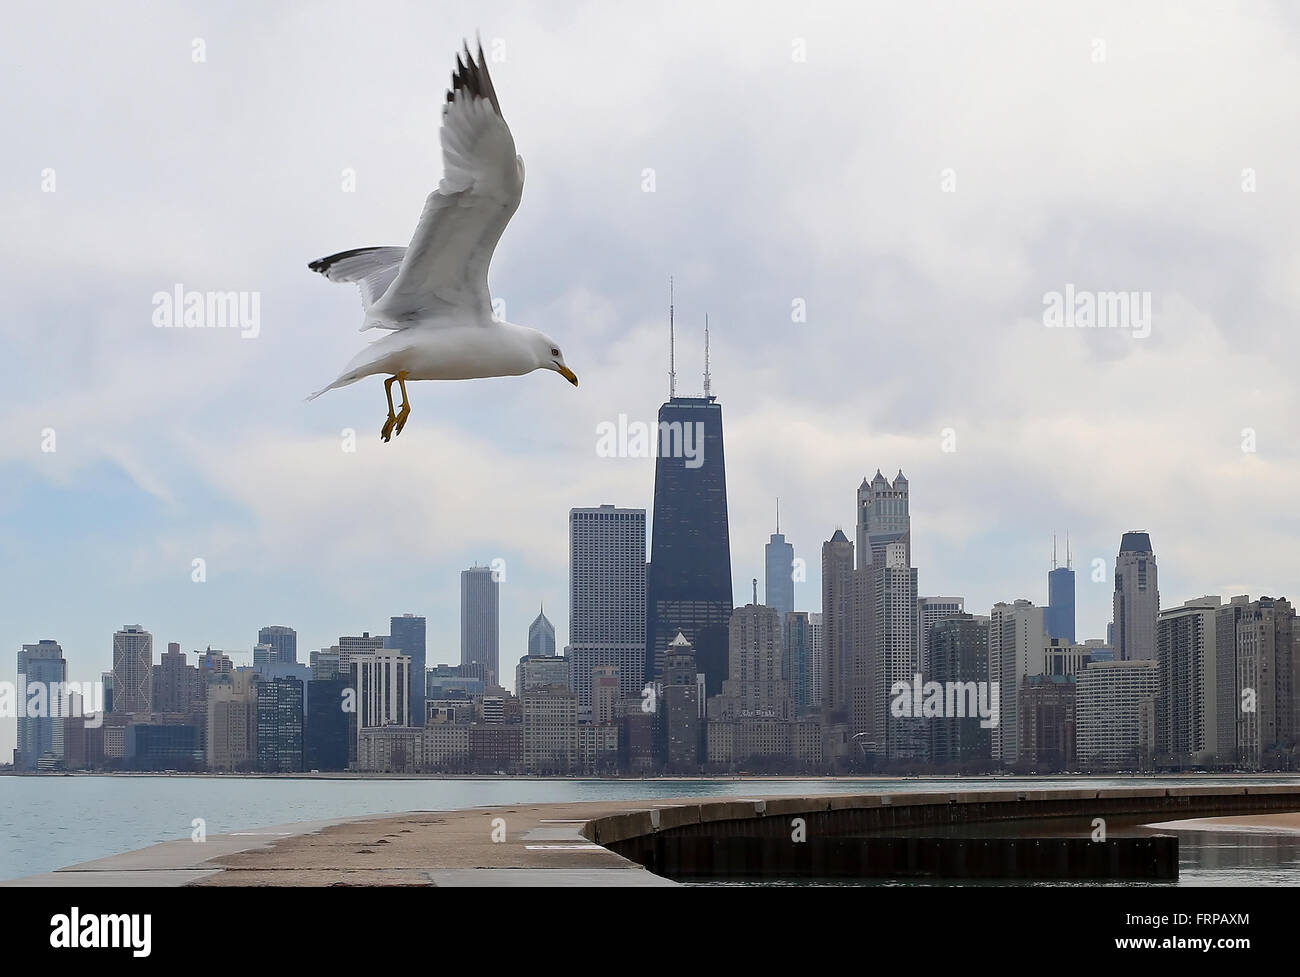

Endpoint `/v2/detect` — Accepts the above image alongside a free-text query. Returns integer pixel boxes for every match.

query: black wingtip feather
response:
[444,35,503,119]
[308,247,386,276]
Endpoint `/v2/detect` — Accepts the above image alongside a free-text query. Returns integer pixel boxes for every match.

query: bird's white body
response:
[306,40,577,431]
[338,318,544,384]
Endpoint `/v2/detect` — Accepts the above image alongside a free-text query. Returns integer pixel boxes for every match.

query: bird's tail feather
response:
[305,372,364,402]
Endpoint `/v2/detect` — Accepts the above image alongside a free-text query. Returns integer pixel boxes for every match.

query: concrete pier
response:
[6,783,1299,886]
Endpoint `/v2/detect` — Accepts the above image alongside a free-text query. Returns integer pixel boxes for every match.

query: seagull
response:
[307,38,578,442]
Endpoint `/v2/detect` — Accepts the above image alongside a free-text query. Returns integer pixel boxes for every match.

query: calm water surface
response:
[2,774,1297,883]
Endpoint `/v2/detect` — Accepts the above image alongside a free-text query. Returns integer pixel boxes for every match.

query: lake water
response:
[3,774,1298,884]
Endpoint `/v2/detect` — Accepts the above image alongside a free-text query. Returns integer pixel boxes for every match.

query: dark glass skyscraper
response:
[645,395,733,696]
[388,614,426,726]
[256,676,304,772]
[306,678,350,771]
[1046,567,1076,642]
[1045,537,1076,643]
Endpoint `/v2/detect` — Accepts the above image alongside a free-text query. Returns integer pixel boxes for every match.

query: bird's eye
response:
[550,348,560,357]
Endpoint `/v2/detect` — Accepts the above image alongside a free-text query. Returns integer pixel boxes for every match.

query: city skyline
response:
[6,485,1293,761]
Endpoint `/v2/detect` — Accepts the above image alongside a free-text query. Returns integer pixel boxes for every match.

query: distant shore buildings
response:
[12,322,1300,777]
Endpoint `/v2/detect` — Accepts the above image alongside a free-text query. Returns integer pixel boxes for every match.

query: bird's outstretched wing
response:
[370,39,523,328]
[308,247,407,314]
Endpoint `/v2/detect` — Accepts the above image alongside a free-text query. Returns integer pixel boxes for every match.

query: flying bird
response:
[307,39,578,442]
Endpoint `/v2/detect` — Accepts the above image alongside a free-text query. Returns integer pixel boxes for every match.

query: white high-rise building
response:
[354,649,412,741]
[568,505,647,709]
[1113,531,1159,661]
[1076,659,1159,767]
[870,541,921,759]
[988,600,1046,765]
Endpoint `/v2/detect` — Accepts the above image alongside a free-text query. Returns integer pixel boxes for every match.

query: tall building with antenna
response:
[645,282,733,695]
[1046,534,1076,642]
[764,499,795,620]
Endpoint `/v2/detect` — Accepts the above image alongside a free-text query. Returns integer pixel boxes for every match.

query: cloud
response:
[2,0,1300,762]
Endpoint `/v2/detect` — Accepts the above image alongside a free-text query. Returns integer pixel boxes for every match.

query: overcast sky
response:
[4,0,1300,759]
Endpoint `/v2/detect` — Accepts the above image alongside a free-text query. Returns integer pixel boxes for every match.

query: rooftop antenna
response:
[668,277,676,399]
[752,577,758,605]
[1066,531,1072,571]
[703,313,712,399]
[776,497,781,534]
[1053,534,1058,570]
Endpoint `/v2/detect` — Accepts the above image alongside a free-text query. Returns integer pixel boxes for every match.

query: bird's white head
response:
[531,330,578,387]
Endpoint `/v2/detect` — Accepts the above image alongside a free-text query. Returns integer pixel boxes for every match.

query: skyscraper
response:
[807,611,824,709]
[644,384,733,695]
[857,469,910,568]
[257,626,298,665]
[528,605,556,657]
[569,505,647,709]
[1076,659,1159,768]
[461,566,500,686]
[337,632,384,674]
[306,678,350,771]
[660,631,701,771]
[256,676,305,771]
[1156,596,1227,766]
[15,640,66,770]
[856,471,919,759]
[153,643,201,716]
[207,669,257,771]
[1045,537,1076,642]
[705,603,798,768]
[927,614,991,766]
[1228,596,1296,769]
[388,614,426,726]
[868,540,921,760]
[820,530,856,725]
[988,599,1046,765]
[916,596,964,672]
[354,649,412,735]
[764,501,795,621]
[1113,531,1159,661]
[783,611,813,716]
[111,624,153,715]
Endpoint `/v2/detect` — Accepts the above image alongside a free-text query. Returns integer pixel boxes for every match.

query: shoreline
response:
[1147,812,1300,834]
[10,782,1300,887]
[4,770,1298,782]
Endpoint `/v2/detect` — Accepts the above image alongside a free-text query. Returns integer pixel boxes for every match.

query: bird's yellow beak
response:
[556,364,578,386]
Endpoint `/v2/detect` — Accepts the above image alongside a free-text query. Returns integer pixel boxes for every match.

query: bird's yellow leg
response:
[380,375,399,442]
[392,371,412,436]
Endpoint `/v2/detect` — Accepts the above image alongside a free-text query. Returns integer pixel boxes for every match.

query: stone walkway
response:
[3,800,689,887]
